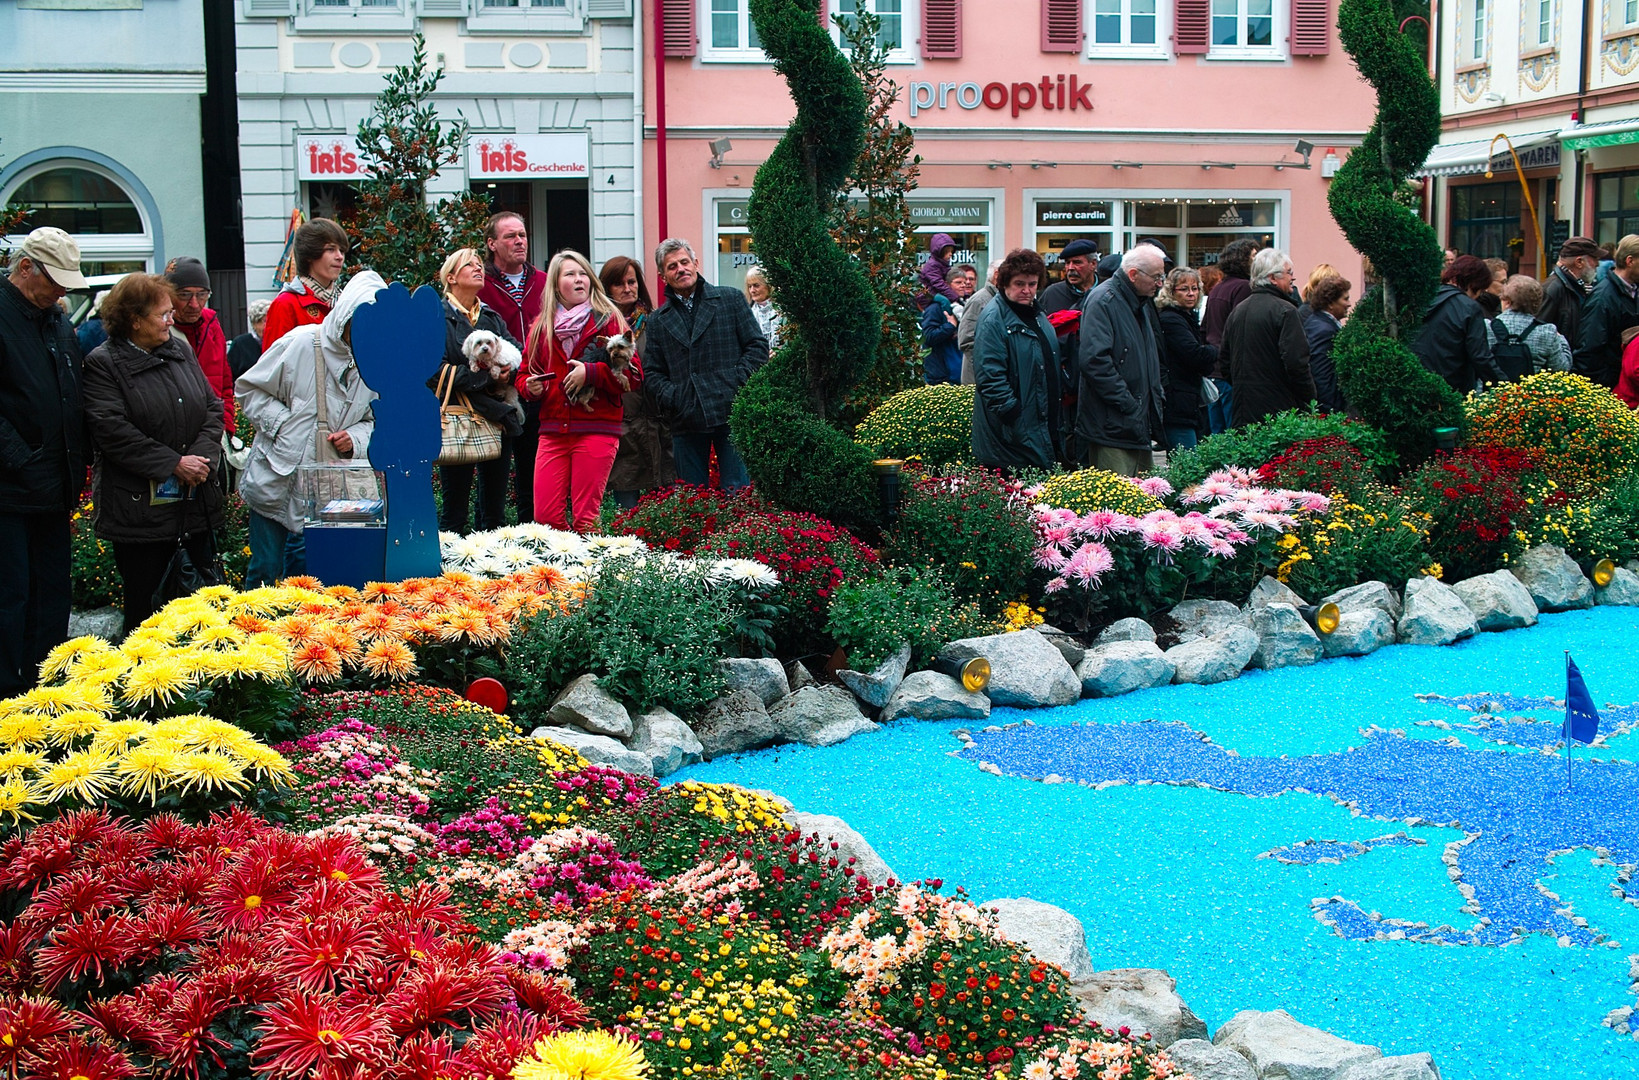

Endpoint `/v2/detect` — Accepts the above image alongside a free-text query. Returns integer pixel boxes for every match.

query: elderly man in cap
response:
[165,257,235,435]
[1539,236,1600,349]
[0,227,89,693]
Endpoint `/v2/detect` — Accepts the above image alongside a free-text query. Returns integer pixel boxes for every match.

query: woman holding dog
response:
[518,250,638,532]
[430,248,524,535]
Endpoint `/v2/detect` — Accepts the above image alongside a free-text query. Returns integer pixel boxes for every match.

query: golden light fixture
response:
[961,657,992,693]
[1593,559,1616,587]
[1298,602,1342,635]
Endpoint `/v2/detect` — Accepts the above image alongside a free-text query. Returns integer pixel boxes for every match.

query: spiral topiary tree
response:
[1328,0,1464,468]
[729,0,882,529]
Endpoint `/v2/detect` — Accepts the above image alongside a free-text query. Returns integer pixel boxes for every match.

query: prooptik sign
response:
[467,133,589,179]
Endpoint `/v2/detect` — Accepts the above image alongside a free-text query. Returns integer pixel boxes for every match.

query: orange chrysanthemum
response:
[360,640,418,681]
[289,642,343,683]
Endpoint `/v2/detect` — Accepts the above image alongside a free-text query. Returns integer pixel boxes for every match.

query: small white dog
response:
[461,329,524,426]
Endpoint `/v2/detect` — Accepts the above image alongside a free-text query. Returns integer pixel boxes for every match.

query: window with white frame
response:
[703,0,764,60]
[1089,0,1166,57]
[1209,0,1282,57]
[1613,0,1638,33]
[307,0,402,11]
[468,0,581,31]
[3,162,153,276]
[1459,0,1488,63]
[832,0,916,63]
[703,0,916,64]
[1525,0,1553,48]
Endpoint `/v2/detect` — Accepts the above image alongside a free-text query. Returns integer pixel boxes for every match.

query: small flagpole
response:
[1565,651,1573,790]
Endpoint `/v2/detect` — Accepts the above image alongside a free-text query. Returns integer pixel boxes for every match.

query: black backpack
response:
[1489,316,1541,382]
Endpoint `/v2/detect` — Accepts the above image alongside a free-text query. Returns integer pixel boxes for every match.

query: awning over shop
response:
[1415,129,1561,177]
[1561,117,1639,151]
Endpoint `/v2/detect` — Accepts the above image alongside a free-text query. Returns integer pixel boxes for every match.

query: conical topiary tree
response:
[1328,0,1464,467]
[729,0,882,529]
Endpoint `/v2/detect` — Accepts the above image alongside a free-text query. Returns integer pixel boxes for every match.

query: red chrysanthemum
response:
[505,969,589,1029]
[0,995,73,1072]
[252,993,388,1078]
[378,961,511,1036]
[18,1032,139,1080]
[34,914,139,991]
[276,915,382,993]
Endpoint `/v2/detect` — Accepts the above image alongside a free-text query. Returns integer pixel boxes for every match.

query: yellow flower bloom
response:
[512,1030,648,1080]
[35,747,119,804]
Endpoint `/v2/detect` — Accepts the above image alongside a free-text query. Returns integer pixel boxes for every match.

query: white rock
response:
[1396,577,1479,646]
[1164,1039,1258,1080]
[547,675,633,739]
[720,657,791,707]
[1167,625,1259,684]
[1096,617,1157,645]
[1248,575,1308,609]
[67,607,123,642]
[769,685,879,747]
[785,810,896,885]
[1072,968,1209,1047]
[693,689,781,760]
[982,898,1095,982]
[1337,1053,1444,1080]
[1508,544,1594,612]
[1596,566,1639,606]
[1247,602,1323,669]
[1168,599,1248,642]
[1321,608,1396,658]
[837,643,911,709]
[881,670,990,723]
[628,707,703,778]
[1077,640,1176,697]
[1037,623,1087,667]
[936,629,1081,708]
[530,726,653,777]
[1451,570,1539,631]
[1322,580,1402,622]
[1213,1010,1382,1080]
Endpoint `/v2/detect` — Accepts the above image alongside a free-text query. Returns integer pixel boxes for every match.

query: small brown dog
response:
[567,331,636,410]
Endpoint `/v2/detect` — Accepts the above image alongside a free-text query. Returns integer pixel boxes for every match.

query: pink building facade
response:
[643,0,1377,295]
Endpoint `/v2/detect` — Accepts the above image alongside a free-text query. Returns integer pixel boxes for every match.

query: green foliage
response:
[1329,0,1464,468]
[882,469,1037,614]
[826,566,960,670]
[735,0,882,525]
[831,11,924,423]
[350,33,492,287]
[1165,410,1398,489]
[854,384,975,471]
[504,557,734,719]
[0,203,28,271]
[1580,467,1639,565]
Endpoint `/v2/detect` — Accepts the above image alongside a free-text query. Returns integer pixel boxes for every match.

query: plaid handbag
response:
[434,364,504,465]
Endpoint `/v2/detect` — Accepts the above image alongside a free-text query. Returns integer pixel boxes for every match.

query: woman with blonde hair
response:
[517,250,639,531]
[427,246,524,534]
[744,265,783,350]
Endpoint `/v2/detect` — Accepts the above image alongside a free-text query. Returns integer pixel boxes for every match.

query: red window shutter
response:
[661,0,696,57]
[1174,0,1210,53]
[923,0,962,57]
[1041,0,1081,52]
[1290,0,1330,54]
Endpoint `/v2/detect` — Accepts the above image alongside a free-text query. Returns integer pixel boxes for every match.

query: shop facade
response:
[646,0,1374,295]
[1422,0,1639,271]
[234,0,643,303]
[0,0,208,277]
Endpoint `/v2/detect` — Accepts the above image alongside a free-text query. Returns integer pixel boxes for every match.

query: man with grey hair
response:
[1075,245,1166,475]
[642,238,768,491]
[0,227,88,695]
[1221,248,1315,427]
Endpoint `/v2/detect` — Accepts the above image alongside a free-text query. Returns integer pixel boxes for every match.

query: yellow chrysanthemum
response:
[90,719,154,751]
[149,715,254,756]
[512,1030,648,1080]
[0,747,45,776]
[232,743,296,786]
[121,655,196,708]
[166,751,252,796]
[0,712,49,748]
[117,742,182,803]
[39,636,112,680]
[43,710,109,747]
[14,684,98,716]
[191,624,247,651]
[0,776,38,825]
[35,748,119,805]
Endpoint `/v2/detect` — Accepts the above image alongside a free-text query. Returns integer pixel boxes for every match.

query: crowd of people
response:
[948,231,1639,476]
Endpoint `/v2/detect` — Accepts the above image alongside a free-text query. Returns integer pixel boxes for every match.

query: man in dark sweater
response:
[1539,236,1598,349]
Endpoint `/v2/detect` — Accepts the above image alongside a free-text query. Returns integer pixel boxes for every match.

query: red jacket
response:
[517,310,641,438]
[262,280,331,350]
[479,262,546,344]
[1617,331,1639,409]
[176,307,235,433]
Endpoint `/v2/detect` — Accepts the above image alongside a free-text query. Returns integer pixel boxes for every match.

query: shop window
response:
[1034,200,1116,270]
[4,163,153,273]
[1449,182,1521,260]
[1207,0,1283,57]
[1027,196,1280,276]
[1594,171,1639,247]
[1457,0,1488,65]
[1089,0,1167,57]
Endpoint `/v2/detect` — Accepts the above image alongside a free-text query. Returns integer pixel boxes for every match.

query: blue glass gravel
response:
[674,607,1639,1079]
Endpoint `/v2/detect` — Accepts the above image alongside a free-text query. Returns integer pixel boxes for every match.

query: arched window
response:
[3,162,153,275]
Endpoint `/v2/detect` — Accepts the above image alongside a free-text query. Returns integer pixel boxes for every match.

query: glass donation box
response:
[298,462,386,588]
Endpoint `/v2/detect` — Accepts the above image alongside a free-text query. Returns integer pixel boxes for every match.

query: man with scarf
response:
[164,257,234,434]
[641,238,767,492]
[477,212,548,523]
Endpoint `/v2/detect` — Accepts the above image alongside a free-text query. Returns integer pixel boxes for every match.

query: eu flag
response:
[1565,655,1601,745]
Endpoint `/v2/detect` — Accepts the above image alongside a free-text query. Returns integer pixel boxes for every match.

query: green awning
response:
[1562,121,1639,150]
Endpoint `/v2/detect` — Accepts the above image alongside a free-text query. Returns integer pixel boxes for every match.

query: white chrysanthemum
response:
[707,558,780,589]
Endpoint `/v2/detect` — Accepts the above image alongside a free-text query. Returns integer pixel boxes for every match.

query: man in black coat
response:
[1076,247,1166,476]
[642,239,769,492]
[1222,248,1316,427]
[1539,236,1599,348]
[1575,234,1639,389]
[0,228,88,695]
[1040,239,1097,465]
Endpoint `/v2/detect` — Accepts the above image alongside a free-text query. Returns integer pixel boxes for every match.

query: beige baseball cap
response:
[18,227,87,290]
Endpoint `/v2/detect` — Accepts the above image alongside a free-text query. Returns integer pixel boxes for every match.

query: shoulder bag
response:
[434,363,504,465]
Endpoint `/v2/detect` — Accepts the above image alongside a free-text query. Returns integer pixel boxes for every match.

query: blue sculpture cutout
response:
[350,281,445,581]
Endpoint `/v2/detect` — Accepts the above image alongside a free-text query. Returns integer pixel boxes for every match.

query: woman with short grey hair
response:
[228,298,272,380]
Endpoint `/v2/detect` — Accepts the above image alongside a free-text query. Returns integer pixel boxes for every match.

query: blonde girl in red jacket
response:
[518,250,639,531]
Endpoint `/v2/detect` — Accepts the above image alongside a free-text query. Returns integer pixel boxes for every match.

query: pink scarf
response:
[554,301,593,358]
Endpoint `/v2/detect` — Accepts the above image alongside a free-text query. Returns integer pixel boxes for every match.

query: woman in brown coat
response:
[83,273,224,630]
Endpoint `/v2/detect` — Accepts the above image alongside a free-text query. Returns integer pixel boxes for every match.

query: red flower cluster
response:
[1403,447,1544,579]
[0,809,584,1080]
[698,827,893,949]
[1258,436,1378,501]
[611,483,770,555]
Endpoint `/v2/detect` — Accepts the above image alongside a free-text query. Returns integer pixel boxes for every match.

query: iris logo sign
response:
[907,76,1094,119]
[467,134,590,179]
[296,138,370,181]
